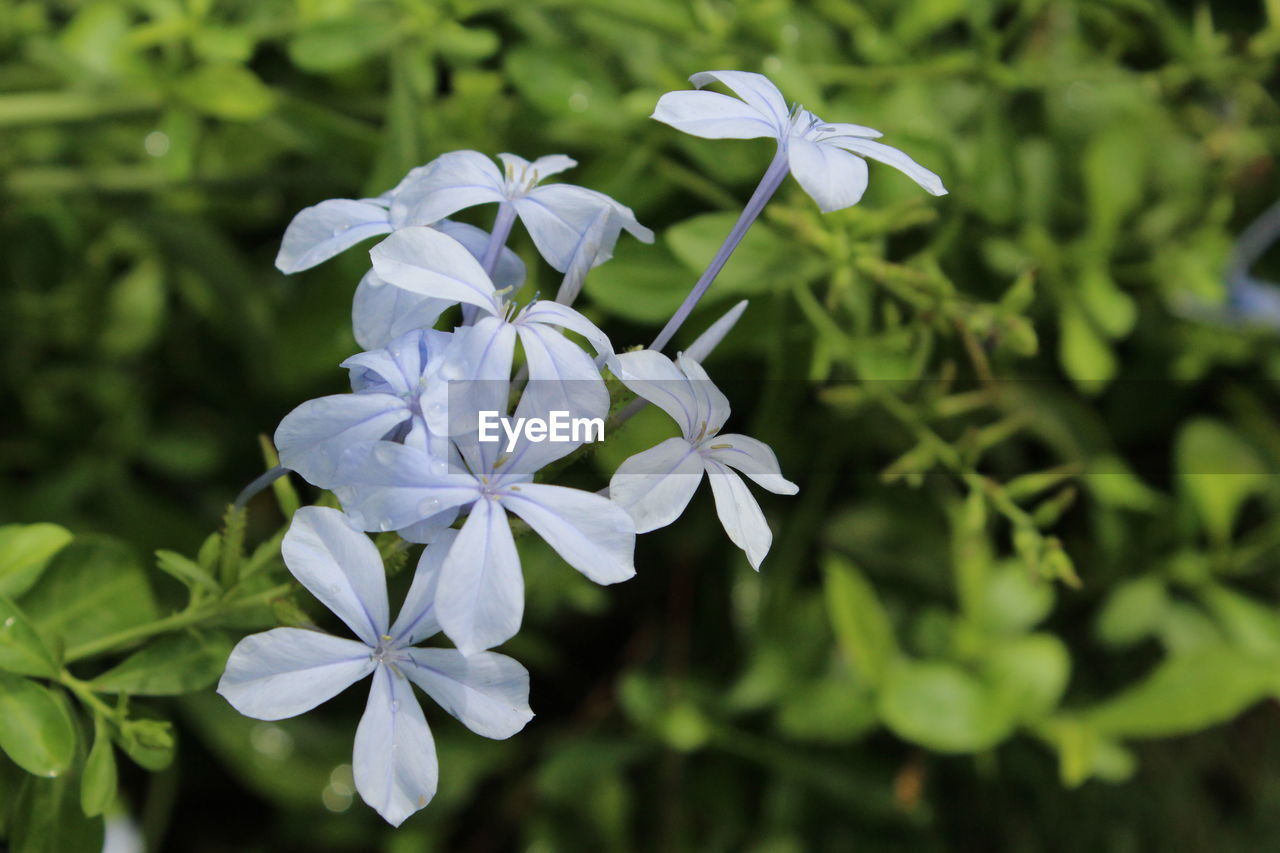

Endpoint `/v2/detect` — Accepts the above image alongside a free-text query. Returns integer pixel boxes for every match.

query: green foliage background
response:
[3,0,1280,850]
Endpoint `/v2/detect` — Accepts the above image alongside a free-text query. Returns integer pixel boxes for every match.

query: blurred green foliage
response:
[4,0,1280,850]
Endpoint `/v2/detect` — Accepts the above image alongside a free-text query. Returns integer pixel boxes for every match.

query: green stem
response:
[59,670,118,720]
[64,582,294,664]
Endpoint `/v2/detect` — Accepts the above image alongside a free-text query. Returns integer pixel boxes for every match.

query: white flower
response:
[608,350,798,569]
[387,150,654,271]
[652,70,947,212]
[217,507,533,826]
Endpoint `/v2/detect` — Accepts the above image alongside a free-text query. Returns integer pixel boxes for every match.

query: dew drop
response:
[418,498,439,516]
[374,444,398,465]
[390,700,401,713]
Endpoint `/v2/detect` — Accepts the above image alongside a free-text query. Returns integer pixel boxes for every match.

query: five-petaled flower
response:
[388,150,654,271]
[609,350,798,569]
[334,377,637,656]
[274,328,450,496]
[370,225,618,423]
[217,507,534,827]
[652,70,947,212]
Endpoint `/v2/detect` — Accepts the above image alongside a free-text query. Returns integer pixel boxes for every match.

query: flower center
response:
[372,635,401,664]
[503,161,540,197]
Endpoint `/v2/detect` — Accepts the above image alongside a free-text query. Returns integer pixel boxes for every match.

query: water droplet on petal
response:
[390,700,400,713]
[418,498,439,516]
[374,444,397,465]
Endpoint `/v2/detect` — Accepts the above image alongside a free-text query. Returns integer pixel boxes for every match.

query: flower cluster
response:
[219,70,945,825]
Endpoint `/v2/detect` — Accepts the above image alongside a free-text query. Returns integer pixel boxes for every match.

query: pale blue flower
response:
[334,373,636,656]
[652,70,947,213]
[353,220,525,350]
[608,350,797,569]
[275,329,448,489]
[274,179,525,350]
[218,506,533,827]
[388,150,654,272]
[370,226,616,423]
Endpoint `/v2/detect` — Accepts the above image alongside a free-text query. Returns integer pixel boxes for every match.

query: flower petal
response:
[674,353,731,437]
[389,529,456,647]
[343,328,449,396]
[517,300,615,362]
[821,122,883,140]
[352,270,452,352]
[436,219,526,293]
[388,150,505,226]
[499,483,636,585]
[401,647,533,739]
[651,90,781,140]
[515,184,653,272]
[395,508,459,545]
[421,316,518,465]
[275,393,410,489]
[282,506,391,644]
[217,628,373,720]
[496,152,577,183]
[701,433,798,495]
[609,437,705,533]
[370,226,501,314]
[832,138,948,196]
[787,137,869,213]
[689,70,789,133]
[704,460,773,570]
[334,441,480,534]
[276,199,393,274]
[353,666,438,827]
[610,349,701,438]
[516,321,610,429]
[436,498,524,655]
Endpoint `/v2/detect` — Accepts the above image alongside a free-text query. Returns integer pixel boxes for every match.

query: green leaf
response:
[91,632,232,696]
[878,659,1015,752]
[80,715,116,818]
[665,213,813,298]
[1058,300,1115,392]
[1175,419,1268,543]
[584,240,691,322]
[1094,577,1168,648]
[10,769,104,853]
[174,63,275,121]
[1082,647,1279,738]
[287,17,395,71]
[0,595,59,677]
[0,672,76,777]
[1037,718,1136,787]
[821,555,898,686]
[984,633,1071,721]
[775,678,878,742]
[1200,584,1280,656]
[0,523,73,598]
[21,537,158,655]
[155,549,219,594]
[977,564,1054,636]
